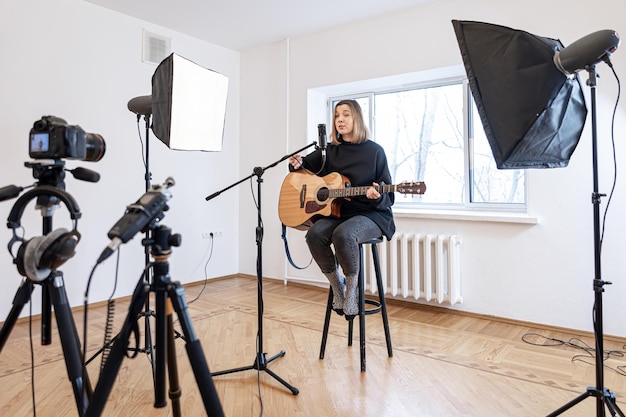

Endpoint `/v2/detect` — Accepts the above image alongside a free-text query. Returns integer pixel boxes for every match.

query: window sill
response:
[393,208,538,224]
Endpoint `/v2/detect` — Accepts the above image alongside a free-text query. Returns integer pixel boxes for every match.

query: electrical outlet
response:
[202,230,223,239]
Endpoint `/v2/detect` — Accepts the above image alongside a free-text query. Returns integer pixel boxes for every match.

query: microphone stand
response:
[205,141,315,395]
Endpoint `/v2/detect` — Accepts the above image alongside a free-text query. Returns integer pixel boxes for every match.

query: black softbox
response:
[452,20,588,169]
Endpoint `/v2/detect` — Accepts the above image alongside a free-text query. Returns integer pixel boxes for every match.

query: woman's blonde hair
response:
[330,99,369,145]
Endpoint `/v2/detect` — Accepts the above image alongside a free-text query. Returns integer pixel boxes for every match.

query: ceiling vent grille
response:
[142,30,171,64]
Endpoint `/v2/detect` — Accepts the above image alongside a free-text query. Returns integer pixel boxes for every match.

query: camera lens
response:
[84,133,106,162]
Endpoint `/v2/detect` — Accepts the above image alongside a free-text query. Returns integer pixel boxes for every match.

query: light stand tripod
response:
[84,111,163,405]
[86,223,224,417]
[205,142,315,395]
[547,64,624,417]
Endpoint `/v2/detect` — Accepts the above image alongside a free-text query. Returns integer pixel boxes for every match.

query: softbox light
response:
[451,20,588,169]
[151,53,229,152]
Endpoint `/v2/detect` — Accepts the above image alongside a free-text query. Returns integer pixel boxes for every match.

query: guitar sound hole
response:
[317,187,329,201]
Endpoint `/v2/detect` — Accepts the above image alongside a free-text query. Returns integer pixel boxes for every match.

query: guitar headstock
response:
[397,181,426,195]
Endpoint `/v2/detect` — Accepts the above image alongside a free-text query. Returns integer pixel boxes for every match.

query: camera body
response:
[29,116,105,162]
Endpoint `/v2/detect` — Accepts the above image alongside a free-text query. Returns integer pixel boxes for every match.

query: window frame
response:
[324,73,528,214]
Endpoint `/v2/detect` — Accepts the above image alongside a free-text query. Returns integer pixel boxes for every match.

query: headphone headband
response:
[7,186,81,229]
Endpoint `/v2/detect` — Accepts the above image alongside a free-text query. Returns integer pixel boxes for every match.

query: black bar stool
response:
[319,237,393,371]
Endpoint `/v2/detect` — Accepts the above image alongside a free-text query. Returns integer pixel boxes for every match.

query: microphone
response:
[554,29,620,75]
[318,124,327,150]
[97,177,174,264]
[69,167,100,183]
[127,95,152,115]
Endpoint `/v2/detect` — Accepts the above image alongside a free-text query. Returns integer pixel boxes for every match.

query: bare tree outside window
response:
[329,79,526,210]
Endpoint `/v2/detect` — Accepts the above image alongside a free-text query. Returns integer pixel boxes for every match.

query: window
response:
[327,72,526,211]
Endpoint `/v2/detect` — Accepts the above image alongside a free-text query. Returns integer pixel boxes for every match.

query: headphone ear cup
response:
[15,237,33,278]
[23,235,48,282]
[38,228,80,270]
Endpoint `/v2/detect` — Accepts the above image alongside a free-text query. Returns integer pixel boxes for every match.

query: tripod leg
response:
[86,279,150,417]
[0,279,34,352]
[154,283,168,408]
[166,300,182,417]
[546,390,593,416]
[604,389,625,417]
[47,273,92,415]
[41,280,52,345]
[168,283,225,417]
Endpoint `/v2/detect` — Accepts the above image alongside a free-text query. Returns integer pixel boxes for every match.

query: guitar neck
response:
[329,184,397,198]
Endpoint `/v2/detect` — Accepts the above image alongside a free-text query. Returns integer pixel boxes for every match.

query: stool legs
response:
[319,240,393,371]
[358,246,366,371]
[319,289,333,360]
[372,243,393,358]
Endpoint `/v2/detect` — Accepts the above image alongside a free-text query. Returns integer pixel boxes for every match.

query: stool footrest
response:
[363,298,382,315]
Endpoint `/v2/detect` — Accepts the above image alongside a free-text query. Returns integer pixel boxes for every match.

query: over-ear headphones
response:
[7,186,82,282]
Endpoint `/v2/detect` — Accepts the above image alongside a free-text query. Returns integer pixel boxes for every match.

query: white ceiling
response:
[84,0,435,51]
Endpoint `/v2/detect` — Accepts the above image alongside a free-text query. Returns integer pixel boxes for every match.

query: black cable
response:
[135,117,148,172]
[186,233,215,304]
[99,250,121,374]
[29,293,36,417]
[599,62,621,251]
[522,332,626,376]
[251,173,265,416]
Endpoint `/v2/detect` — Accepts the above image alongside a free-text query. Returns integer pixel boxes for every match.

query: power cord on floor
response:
[522,332,626,376]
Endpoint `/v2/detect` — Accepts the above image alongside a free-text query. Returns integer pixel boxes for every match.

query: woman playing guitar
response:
[287,100,396,320]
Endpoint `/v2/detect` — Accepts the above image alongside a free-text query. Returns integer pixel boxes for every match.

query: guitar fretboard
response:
[329,184,397,198]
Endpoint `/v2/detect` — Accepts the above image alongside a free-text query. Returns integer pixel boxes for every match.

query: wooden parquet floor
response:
[1,275,625,416]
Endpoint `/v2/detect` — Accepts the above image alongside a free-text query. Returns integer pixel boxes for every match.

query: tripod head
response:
[1,158,100,281]
[145,224,181,262]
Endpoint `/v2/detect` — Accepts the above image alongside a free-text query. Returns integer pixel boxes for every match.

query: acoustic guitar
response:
[278,170,426,229]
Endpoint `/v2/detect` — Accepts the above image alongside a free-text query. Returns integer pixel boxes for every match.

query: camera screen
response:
[31,132,49,153]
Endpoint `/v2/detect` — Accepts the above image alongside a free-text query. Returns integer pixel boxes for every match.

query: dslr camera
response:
[29,116,106,162]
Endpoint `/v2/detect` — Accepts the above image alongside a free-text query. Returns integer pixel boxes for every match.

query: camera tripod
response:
[0,272,92,414]
[86,223,224,417]
[0,186,92,416]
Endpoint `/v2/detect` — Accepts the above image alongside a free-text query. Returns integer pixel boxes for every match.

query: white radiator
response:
[363,233,463,306]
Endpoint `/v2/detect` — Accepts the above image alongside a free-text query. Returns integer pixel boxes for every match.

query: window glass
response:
[327,77,526,210]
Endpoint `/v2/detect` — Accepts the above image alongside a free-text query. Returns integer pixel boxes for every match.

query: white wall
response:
[0,0,241,320]
[2,0,625,338]
[239,0,626,335]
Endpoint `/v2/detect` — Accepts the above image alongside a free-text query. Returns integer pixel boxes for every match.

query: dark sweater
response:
[294,140,396,240]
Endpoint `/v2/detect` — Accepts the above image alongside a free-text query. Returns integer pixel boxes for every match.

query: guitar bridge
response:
[299,184,306,208]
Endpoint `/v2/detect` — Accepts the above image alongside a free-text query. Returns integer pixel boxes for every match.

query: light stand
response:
[83,110,164,406]
[205,142,315,395]
[547,64,624,417]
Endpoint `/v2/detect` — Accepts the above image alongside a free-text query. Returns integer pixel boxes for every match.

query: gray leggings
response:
[305,215,382,277]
